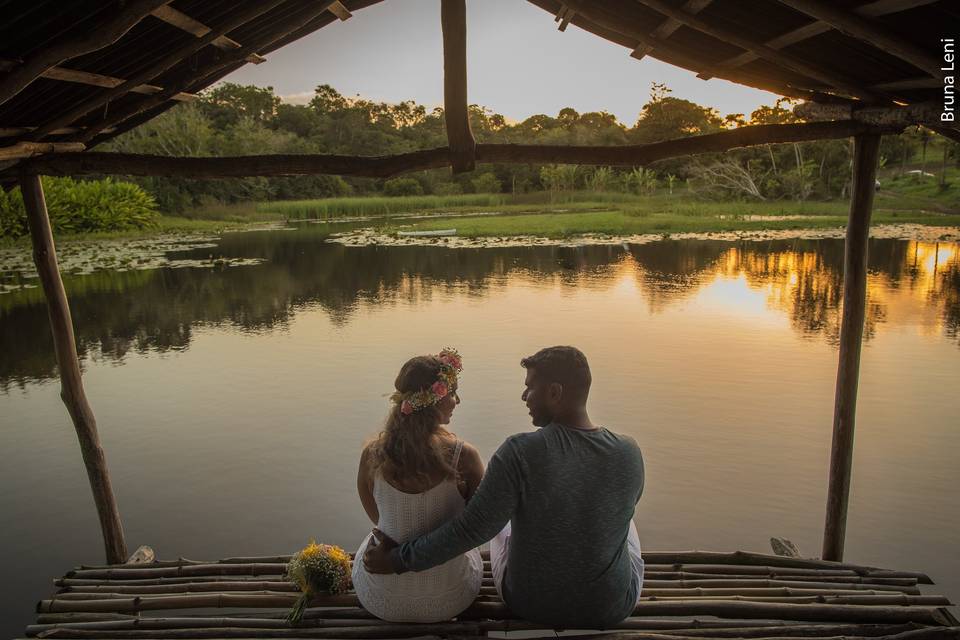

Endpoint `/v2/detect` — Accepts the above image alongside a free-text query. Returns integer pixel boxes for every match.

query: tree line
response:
[103,81,956,212]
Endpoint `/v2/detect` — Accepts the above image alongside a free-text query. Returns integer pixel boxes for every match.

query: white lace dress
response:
[352,440,483,622]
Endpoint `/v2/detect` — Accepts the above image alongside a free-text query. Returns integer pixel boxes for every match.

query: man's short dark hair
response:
[521,346,592,400]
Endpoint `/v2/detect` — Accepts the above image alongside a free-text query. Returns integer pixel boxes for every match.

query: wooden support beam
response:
[774,0,943,78]
[74,1,339,145]
[0,59,195,102]
[0,142,85,161]
[632,0,714,62]
[441,0,476,173]
[26,0,293,143]
[0,0,171,108]
[632,0,886,103]
[16,120,901,180]
[328,1,353,20]
[821,133,882,563]
[702,0,941,79]
[18,173,127,565]
[149,5,266,64]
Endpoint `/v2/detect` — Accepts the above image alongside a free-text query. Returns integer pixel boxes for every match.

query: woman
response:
[352,349,485,622]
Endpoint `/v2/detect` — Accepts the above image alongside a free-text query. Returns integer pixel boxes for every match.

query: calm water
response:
[1,227,958,634]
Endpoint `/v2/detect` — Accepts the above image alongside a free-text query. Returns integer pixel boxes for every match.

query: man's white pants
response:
[489,520,645,603]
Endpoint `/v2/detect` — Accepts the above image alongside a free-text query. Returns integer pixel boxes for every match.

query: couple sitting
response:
[352,346,645,629]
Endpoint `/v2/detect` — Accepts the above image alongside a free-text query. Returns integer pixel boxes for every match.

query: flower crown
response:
[390,348,463,415]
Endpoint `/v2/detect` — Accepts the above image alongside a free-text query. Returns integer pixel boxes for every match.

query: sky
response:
[225,0,781,126]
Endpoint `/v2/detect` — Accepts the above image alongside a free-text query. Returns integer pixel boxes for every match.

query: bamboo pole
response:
[28,624,474,638]
[451,629,960,640]
[35,594,953,625]
[822,133,882,562]
[27,618,876,635]
[19,172,127,565]
[441,0,476,173]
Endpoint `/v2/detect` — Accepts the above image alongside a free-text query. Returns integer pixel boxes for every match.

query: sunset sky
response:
[226,0,781,125]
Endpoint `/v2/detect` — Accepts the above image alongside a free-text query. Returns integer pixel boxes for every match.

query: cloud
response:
[280,91,314,105]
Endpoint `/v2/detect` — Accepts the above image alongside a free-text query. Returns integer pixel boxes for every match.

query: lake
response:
[1,225,958,635]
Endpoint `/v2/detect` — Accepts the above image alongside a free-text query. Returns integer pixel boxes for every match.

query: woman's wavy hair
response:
[367,355,457,486]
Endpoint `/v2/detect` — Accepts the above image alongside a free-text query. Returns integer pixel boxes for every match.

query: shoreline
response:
[327,223,960,249]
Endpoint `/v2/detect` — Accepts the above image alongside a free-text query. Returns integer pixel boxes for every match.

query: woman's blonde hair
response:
[367,355,457,486]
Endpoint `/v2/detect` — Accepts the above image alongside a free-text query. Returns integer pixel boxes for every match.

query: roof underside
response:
[0,0,956,164]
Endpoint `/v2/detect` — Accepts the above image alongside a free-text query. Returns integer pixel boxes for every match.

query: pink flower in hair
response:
[431,381,448,399]
[400,400,414,415]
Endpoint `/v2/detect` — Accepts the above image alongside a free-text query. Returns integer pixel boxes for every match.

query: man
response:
[363,346,645,629]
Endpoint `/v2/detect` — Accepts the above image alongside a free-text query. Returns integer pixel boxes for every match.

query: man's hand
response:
[362,528,399,574]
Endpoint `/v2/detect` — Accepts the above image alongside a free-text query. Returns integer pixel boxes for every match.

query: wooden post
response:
[19,172,127,565]
[441,0,476,173]
[821,133,881,562]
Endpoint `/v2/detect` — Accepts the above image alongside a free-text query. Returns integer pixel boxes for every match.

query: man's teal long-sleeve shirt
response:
[390,422,645,628]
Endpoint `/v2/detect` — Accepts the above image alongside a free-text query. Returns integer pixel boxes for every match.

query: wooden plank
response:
[18,173,127,565]
[0,0,172,108]
[0,58,196,102]
[775,0,942,78]
[702,0,941,79]
[821,133,882,562]
[1,127,117,137]
[15,121,905,181]
[26,0,292,142]
[441,0,476,173]
[630,0,885,102]
[328,1,353,20]
[539,0,842,103]
[150,5,266,64]
[74,1,340,144]
[632,0,714,61]
[0,142,85,161]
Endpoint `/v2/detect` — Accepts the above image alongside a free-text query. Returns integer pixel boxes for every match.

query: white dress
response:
[352,439,483,622]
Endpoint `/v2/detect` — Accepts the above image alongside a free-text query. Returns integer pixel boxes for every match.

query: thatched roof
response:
[0,0,956,174]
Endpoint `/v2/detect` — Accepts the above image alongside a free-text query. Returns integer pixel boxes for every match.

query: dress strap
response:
[451,439,464,470]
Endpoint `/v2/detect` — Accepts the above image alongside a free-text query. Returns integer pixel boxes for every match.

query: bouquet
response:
[284,540,352,623]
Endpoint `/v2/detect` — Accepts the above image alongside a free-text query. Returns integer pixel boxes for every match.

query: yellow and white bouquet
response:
[284,540,352,623]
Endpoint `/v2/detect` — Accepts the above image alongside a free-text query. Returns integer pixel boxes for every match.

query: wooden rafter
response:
[0,142,85,161]
[328,1,353,20]
[0,0,172,108]
[630,0,887,103]
[0,126,115,138]
[774,0,943,78]
[441,0,476,173]
[73,1,340,145]
[632,0,714,62]
[703,0,942,80]
[24,0,294,143]
[554,4,576,31]
[15,120,906,180]
[149,5,266,64]
[0,59,196,102]
[541,0,847,104]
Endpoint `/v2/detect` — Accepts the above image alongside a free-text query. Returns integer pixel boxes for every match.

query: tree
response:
[199,83,280,129]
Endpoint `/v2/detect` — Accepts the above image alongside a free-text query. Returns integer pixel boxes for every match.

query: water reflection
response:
[1,231,957,389]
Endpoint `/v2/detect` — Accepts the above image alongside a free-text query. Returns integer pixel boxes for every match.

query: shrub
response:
[383,177,424,197]
[0,177,159,238]
[433,182,463,196]
[471,172,501,194]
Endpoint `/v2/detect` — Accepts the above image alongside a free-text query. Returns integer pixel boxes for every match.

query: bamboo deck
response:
[20,549,960,640]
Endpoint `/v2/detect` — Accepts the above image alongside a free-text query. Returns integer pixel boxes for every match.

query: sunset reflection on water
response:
[0,233,958,639]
